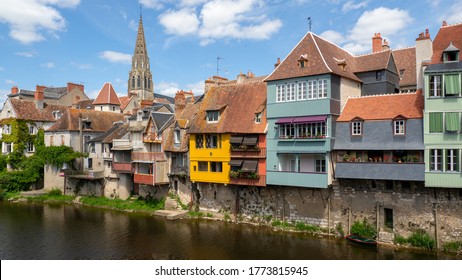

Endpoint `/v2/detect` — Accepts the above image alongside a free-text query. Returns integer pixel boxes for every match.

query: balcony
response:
[102,152,113,160]
[132,152,165,162]
[112,162,132,173]
[231,147,266,158]
[335,162,425,181]
[65,170,104,180]
[134,173,155,185]
[230,174,266,187]
[267,171,328,188]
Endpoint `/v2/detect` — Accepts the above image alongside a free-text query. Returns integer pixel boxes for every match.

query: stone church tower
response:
[128,13,154,101]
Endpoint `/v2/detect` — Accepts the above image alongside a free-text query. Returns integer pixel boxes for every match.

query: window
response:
[137,75,141,88]
[430,149,443,171]
[3,142,12,154]
[351,121,362,136]
[384,208,394,229]
[394,120,405,135]
[447,149,459,172]
[296,122,327,138]
[83,135,91,153]
[131,76,135,88]
[3,124,11,135]
[195,134,204,149]
[174,130,180,144]
[445,112,461,132]
[206,111,220,123]
[26,142,35,153]
[255,113,262,124]
[429,75,442,97]
[444,74,460,96]
[297,82,307,100]
[286,83,296,101]
[307,81,317,99]
[198,161,208,172]
[315,157,326,173]
[376,70,382,81]
[279,124,295,138]
[88,158,93,170]
[399,69,405,79]
[429,112,443,133]
[29,125,37,135]
[210,162,223,172]
[206,134,218,148]
[299,60,305,68]
[318,79,328,98]
[276,84,286,102]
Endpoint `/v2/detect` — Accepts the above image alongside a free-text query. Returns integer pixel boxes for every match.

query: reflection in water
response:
[0,202,458,260]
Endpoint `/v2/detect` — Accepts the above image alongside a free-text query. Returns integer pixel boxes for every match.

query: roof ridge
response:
[354,49,391,57]
[392,46,416,51]
[442,22,462,28]
[311,33,333,73]
[311,32,355,56]
[348,91,419,99]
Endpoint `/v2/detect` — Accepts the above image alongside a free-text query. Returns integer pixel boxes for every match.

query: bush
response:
[350,219,377,239]
[0,188,6,201]
[48,189,62,196]
[442,241,462,253]
[407,229,435,250]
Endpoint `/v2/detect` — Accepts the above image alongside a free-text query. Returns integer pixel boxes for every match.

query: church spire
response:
[128,7,154,101]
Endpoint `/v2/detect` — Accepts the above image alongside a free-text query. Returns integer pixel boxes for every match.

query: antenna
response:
[216,56,223,77]
[308,17,312,32]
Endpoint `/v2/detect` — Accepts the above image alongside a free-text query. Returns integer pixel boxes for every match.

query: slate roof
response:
[392,47,417,87]
[337,91,423,122]
[151,111,175,134]
[75,99,95,110]
[431,22,462,64]
[353,50,393,73]
[188,82,267,134]
[90,122,128,143]
[9,99,68,122]
[93,83,121,105]
[47,108,125,132]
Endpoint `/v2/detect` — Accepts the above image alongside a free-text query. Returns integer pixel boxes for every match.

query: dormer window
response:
[206,110,220,123]
[255,112,262,124]
[393,118,406,135]
[298,54,308,68]
[52,110,61,120]
[350,118,364,136]
[443,42,460,63]
[174,129,180,144]
[82,120,91,130]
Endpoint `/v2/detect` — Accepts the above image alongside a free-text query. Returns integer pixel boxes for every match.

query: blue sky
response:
[0,0,461,104]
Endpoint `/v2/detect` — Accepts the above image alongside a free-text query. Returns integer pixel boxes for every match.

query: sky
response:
[0,0,461,104]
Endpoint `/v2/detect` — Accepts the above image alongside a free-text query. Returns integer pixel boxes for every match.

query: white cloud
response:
[157,0,282,45]
[156,81,180,97]
[342,1,368,13]
[41,62,55,68]
[99,51,131,64]
[159,8,200,36]
[319,30,346,45]
[186,80,205,95]
[445,3,462,24]
[344,7,412,53]
[0,0,80,44]
[15,51,36,57]
[139,0,164,10]
[6,79,15,84]
[71,62,93,70]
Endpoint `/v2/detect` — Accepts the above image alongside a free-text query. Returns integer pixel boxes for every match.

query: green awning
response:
[444,74,460,95]
[445,112,460,132]
[429,112,443,133]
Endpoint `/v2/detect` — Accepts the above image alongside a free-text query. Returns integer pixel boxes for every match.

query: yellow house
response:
[189,133,230,184]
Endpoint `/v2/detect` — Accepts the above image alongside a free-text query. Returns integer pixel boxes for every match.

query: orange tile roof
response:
[47,108,124,132]
[93,82,121,105]
[431,22,462,64]
[337,91,423,122]
[188,82,267,134]
[10,99,68,122]
[163,101,201,152]
[393,47,417,87]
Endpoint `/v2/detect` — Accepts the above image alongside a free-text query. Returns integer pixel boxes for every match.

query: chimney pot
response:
[274,57,281,69]
[11,86,18,95]
[443,21,447,26]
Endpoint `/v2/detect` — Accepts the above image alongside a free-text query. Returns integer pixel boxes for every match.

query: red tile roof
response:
[188,82,267,134]
[431,22,462,64]
[392,47,417,87]
[337,91,423,122]
[10,99,68,122]
[47,108,124,132]
[93,82,121,105]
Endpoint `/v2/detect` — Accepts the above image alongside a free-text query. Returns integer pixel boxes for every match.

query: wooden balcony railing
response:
[112,162,132,173]
[230,148,266,158]
[133,173,155,185]
[132,152,165,162]
[230,175,266,187]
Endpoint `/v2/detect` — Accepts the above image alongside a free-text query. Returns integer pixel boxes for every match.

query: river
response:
[0,201,459,260]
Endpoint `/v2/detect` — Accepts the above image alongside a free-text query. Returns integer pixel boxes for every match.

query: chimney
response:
[443,21,448,27]
[174,90,186,112]
[34,85,45,110]
[382,39,390,51]
[67,82,84,93]
[415,28,433,89]
[204,78,215,94]
[237,72,246,84]
[372,33,382,53]
[274,57,281,68]
[247,70,255,78]
[11,86,18,95]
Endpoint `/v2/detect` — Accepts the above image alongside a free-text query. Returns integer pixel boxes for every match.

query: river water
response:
[0,201,459,260]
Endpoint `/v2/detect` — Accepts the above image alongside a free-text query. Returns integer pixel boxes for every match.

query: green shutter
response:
[444,74,460,95]
[445,112,461,132]
[429,112,443,133]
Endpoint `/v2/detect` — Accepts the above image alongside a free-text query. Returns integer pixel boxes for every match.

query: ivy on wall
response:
[0,120,83,192]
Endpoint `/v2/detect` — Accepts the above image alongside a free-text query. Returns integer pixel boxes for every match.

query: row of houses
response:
[1,19,462,244]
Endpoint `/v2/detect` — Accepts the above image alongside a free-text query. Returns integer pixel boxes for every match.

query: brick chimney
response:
[442,21,448,27]
[11,86,18,95]
[35,85,45,110]
[415,28,433,89]
[372,33,382,53]
[274,57,281,68]
[67,82,84,93]
[174,90,186,113]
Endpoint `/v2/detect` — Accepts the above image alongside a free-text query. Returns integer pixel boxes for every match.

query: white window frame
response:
[174,129,181,144]
[351,121,362,136]
[27,142,35,153]
[29,124,37,135]
[206,111,220,123]
[286,83,296,101]
[4,124,11,135]
[394,120,405,135]
[307,81,317,99]
[297,81,307,100]
[447,149,459,172]
[276,84,286,102]
[430,149,443,171]
[429,75,442,97]
[318,79,328,98]
[255,112,262,124]
[315,157,326,173]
